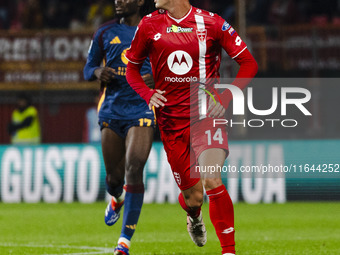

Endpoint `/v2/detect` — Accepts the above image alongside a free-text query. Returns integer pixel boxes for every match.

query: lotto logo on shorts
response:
[174,172,181,185]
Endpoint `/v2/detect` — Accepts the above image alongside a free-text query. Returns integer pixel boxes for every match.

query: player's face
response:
[154,0,170,10]
[115,0,139,17]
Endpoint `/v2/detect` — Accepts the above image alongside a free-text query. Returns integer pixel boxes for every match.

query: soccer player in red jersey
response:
[125,0,258,254]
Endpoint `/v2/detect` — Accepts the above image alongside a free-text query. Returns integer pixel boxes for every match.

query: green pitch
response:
[0,202,339,255]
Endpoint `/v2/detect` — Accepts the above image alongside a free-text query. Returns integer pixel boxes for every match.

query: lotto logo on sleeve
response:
[174,172,181,185]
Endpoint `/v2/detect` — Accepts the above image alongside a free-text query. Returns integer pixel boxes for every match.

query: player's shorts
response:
[160,117,229,191]
[99,116,156,138]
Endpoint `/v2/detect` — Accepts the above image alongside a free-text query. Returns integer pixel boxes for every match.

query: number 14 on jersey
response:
[205,128,224,145]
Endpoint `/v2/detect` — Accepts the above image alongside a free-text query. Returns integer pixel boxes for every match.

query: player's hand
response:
[94,67,117,83]
[149,90,167,110]
[142,73,155,89]
[207,97,225,118]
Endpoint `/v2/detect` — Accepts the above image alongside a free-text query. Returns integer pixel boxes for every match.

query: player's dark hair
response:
[139,0,156,17]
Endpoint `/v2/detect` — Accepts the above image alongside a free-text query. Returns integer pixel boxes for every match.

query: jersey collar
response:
[167,6,192,24]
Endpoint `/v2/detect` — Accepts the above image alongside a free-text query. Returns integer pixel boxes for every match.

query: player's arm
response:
[83,30,117,83]
[142,73,155,89]
[218,48,258,112]
[212,18,258,116]
[126,62,166,109]
[125,18,166,109]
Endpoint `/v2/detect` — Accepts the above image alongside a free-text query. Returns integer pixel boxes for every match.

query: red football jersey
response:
[126,6,247,131]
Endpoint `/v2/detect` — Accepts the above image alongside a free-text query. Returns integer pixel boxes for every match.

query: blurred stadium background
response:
[0,1,340,254]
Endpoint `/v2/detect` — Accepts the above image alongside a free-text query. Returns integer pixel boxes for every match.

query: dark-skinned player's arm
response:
[83,29,117,84]
[142,73,155,89]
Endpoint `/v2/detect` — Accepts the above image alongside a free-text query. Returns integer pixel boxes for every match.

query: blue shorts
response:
[99,117,156,138]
